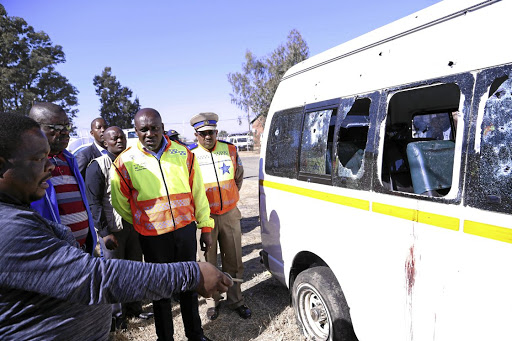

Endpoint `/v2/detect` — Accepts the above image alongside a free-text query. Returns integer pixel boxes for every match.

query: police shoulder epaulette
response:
[188,143,198,150]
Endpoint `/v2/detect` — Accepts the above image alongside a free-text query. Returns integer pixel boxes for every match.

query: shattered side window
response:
[299,109,334,175]
[477,76,512,211]
[265,108,303,178]
[381,83,460,195]
[336,98,370,178]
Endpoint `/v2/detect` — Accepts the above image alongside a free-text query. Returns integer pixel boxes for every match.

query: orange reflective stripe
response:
[204,179,239,214]
[131,193,196,235]
[192,142,240,215]
[112,138,206,236]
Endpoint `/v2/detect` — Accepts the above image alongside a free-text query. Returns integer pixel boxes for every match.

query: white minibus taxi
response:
[259,1,512,340]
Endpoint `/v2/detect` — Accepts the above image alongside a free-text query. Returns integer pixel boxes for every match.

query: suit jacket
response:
[76,143,103,180]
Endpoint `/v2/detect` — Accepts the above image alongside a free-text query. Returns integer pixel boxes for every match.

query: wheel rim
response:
[296,283,331,340]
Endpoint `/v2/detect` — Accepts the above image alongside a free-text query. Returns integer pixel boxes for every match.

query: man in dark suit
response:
[76,118,108,180]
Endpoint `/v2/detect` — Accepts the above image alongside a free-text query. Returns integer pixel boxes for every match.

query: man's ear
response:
[103,140,108,148]
[90,130,94,136]
[0,157,11,178]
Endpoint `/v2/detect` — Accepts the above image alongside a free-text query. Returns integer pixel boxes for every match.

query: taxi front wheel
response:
[292,266,358,341]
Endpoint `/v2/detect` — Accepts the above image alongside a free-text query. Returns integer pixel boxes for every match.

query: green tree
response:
[0,5,79,119]
[218,130,229,139]
[227,29,309,127]
[93,67,140,129]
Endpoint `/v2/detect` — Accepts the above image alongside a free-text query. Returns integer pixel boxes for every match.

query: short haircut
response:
[29,102,66,122]
[90,117,106,129]
[0,112,40,159]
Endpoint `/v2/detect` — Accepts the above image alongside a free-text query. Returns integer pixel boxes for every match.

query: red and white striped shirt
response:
[49,153,90,246]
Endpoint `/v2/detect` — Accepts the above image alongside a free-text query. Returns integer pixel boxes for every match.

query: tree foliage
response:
[93,67,140,129]
[0,5,79,119]
[218,130,229,139]
[227,29,309,122]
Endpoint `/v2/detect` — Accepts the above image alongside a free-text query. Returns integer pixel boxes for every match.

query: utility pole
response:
[246,108,251,135]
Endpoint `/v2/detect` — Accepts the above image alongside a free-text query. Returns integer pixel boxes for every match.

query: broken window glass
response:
[265,107,304,178]
[381,83,460,195]
[336,98,370,178]
[299,109,335,175]
[477,75,512,211]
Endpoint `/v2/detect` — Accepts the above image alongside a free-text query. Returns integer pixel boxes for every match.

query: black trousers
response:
[100,220,144,318]
[139,223,203,341]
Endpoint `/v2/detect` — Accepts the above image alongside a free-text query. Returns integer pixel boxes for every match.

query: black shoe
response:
[206,306,219,320]
[111,316,127,331]
[126,311,154,320]
[110,317,116,332]
[137,312,154,320]
[234,304,252,319]
[172,292,180,303]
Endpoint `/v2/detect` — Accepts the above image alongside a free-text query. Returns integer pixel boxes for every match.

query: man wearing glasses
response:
[29,102,97,255]
[189,113,252,321]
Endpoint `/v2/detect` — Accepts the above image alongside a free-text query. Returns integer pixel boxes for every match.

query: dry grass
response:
[110,153,306,340]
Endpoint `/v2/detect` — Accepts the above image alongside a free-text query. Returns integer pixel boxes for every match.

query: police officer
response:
[167,129,181,142]
[189,112,252,320]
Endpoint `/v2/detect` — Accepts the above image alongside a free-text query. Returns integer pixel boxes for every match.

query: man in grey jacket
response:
[0,112,232,340]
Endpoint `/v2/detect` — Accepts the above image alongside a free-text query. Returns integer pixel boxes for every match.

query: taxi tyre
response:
[292,266,357,341]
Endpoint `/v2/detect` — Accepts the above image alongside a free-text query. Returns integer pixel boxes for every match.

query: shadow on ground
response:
[240,215,260,234]
[200,275,293,341]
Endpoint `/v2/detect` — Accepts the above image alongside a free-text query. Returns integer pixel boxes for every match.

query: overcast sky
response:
[3,0,441,139]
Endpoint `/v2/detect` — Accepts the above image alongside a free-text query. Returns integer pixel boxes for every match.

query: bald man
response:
[110,108,214,341]
[29,102,97,255]
[76,117,108,180]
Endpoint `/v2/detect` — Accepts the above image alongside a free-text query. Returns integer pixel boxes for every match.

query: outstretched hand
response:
[196,262,233,298]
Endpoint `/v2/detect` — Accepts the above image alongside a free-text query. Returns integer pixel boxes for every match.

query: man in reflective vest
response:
[111,108,215,341]
[189,112,252,321]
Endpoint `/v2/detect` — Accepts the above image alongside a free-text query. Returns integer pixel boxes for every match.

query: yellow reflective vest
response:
[190,140,243,215]
[110,136,214,236]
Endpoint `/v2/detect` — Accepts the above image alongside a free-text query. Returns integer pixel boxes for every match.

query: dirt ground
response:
[110,150,306,341]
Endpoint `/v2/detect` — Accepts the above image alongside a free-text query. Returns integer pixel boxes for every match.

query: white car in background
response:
[123,129,138,148]
[227,134,254,151]
[68,129,138,156]
[68,135,93,156]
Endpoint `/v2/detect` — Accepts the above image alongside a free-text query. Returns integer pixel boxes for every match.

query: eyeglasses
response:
[42,123,72,133]
[197,130,216,137]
